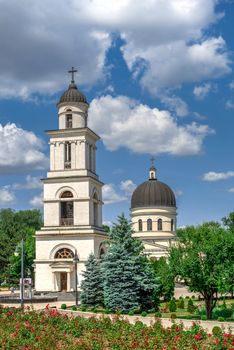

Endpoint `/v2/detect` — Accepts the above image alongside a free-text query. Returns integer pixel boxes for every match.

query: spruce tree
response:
[80,253,103,307]
[101,214,155,312]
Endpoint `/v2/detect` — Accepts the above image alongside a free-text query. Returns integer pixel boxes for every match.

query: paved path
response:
[58,309,234,333]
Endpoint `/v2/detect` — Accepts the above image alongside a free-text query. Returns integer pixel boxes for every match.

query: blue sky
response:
[0,0,233,227]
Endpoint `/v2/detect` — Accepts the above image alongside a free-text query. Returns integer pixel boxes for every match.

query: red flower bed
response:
[0,306,233,349]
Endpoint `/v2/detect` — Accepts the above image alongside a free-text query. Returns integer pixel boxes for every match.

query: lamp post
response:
[20,239,24,309]
[73,250,79,307]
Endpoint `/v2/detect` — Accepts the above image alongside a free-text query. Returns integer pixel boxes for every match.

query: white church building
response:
[35,69,177,292]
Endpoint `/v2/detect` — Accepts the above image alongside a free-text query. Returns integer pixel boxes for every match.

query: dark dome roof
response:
[58,83,88,105]
[131,179,176,209]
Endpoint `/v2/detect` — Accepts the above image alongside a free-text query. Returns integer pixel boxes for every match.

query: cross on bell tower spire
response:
[68,67,77,83]
[149,157,157,180]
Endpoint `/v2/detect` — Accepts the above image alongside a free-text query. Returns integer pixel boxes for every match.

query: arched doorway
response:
[53,248,75,292]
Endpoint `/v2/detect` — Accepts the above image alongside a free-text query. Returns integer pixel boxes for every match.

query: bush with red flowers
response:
[0,306,234,349]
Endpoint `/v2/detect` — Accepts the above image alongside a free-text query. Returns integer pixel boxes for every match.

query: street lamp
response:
[73,249,79,307]
[20,239,24,309]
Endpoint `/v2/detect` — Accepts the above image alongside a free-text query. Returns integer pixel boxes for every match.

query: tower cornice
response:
[46,127,100,141]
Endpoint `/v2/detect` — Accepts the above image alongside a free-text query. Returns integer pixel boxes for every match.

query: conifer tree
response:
[101,214,156,312]
[80,253,103,307]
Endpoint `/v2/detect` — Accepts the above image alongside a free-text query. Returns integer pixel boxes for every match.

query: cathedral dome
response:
[131,165,176,209]
[58,83,88,105]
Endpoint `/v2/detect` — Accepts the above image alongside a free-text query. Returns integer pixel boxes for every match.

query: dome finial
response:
[68,66,77,84]
[149,157,157,180]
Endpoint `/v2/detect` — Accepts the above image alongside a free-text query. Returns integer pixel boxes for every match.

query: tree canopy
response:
[222,211,234,232]
[80,253,104,307]
[101,214,156,312]
[169,223,234,319]
[0,209,42,284]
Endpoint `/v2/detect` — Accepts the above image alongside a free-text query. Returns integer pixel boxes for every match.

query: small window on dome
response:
[158,219,162,231]
[147,219,152,231]
[138,219,142,231]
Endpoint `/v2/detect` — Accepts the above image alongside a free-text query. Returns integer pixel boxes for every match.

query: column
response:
[71,142,76,169]
[49,142,55,171]
[67,272,71,291]
[93,146,96,173]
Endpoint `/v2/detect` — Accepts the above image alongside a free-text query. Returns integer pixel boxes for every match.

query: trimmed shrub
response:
[217,317,225,322]
[169,299,177,312]
[141,311,148,317]
[170,313,177,319]
[71,306,77,311]
[155,311,162,318]
[91,307,98,313]
[212,326,222,336]
[128,310,134,316]
[177,298,184,309]
[104,309,112,314]
[60,304,67,310]
[201,315,207,321]
[187,298,195,314]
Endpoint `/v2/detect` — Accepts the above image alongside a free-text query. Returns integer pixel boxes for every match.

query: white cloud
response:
[0,187,15,205]
[102,184,127,204]
[123,36,230,95]
[229,81,234,90]
[225,100,234,109]
[13,175,43,190]
[0,1,231,99]
[160,95,189,117]
[120,180,137,196]
[203,171,234,181]
[0,123,48,173]
[89,95,214,156]
[175,190,184,197]
[228,188,234,193]
[193,83,213,100]
[30,193,43,208]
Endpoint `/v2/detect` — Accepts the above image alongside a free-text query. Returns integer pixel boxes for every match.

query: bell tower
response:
[35,68,107,292]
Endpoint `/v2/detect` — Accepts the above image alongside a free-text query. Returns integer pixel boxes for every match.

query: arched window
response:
[138,219,142,231]
[147,219,152,231]
[64,142,71,169]
[158,218,162,231]
[65,110,72,129]
[61,191,73,198]
[171,219,174,231]
[93,193,98,226]
[60,191,74,226]
[55,248,74,259]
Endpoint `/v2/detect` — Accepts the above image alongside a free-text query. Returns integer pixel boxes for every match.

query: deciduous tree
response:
[170,223,234,319]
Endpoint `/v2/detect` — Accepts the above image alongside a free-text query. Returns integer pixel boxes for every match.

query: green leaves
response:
[101,214,156,312]
[169,223,234,319]
[0,209,42,284]
[80,253,104,307]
